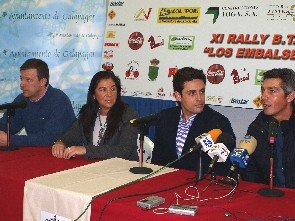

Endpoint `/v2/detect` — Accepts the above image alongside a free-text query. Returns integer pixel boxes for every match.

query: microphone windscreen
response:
[208,129,222,142]
[18,100,27,108]
[0,100,27,110]
[268,119,278,144]
[238,135,257,155]
[216,132,235,148]
[229,148,249,168]
[207,143,230,162]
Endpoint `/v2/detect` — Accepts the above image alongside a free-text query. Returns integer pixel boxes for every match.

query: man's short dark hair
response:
[20,58,49,86]
[263,68,295,96]
[173,67,206,94]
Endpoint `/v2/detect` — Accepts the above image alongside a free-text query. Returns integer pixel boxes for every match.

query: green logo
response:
[255,69,266,85]
[206,7,219,24]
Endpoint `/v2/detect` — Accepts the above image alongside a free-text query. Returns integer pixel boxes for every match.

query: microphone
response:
[129,113,159,125]
[268,119,278,145]
[0,100,27,110]
[207,143,230,173]
[207,133,235,174]
[227,135,257,176]
[192,129,222,152]
[192,129,222,181]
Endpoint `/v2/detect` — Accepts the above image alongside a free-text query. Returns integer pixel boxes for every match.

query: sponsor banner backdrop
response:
[101,0,295,109]
[0,0,106,115]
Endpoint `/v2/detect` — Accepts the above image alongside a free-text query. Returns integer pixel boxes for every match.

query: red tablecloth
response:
[1,147,295,221]
[90,170,295,221]
[0,147,98,221]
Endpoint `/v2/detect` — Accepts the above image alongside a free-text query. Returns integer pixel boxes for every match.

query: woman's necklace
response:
[97,113,107,145]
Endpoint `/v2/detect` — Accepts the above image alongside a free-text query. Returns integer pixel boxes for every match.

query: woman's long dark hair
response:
[78,71,126,143]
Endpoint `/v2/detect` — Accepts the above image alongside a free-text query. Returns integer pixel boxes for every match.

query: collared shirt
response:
[176,112,197,157]
[30,86,48,102]
[275,125,285,187]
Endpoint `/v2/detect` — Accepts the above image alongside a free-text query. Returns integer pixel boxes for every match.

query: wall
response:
[210,105,260,143]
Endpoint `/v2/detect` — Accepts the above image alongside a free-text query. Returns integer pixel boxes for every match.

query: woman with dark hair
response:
[51,71,138,160]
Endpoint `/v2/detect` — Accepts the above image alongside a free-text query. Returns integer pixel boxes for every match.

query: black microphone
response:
[216,132,235,147]
[0,100,27,110]
[129,113,159,125]
[268,119,278,145]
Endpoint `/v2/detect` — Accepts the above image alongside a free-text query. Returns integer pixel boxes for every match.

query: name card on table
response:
[41,211,71,221]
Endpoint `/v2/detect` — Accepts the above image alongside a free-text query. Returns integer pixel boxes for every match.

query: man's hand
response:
[0,131,7,147]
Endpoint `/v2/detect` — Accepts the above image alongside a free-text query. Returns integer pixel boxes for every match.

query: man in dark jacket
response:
[152,67,235,176]
[243,68,295,188]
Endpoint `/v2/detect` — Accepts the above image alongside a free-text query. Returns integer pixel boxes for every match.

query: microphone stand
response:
[218,166,239,186]
[129,124,153,174]
[197,148,203,181]
[258,131,284,197]
[0,108,18,151]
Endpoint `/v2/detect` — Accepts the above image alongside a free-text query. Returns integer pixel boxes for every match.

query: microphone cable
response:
[73,148,197,221]
[98,148,256,221]
[97,178,196,221]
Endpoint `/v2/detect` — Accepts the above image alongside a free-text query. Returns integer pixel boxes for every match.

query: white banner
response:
[101,0,295,109]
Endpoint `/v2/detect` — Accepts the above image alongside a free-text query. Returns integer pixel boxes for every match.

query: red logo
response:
[128,32,144,50]
[168,66,178,77]
[231,68,250,84]
[125,60,140,79]
[148,35,164,49]
[102,62,114,71]
[207,64,225,84]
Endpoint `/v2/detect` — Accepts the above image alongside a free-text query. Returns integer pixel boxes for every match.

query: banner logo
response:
[128,32,144,50]
[230,98,249,105]
[168,66,178,77]
[206,96,223,104]
[110,1,124,7]
[102,62,114,71]
[255,69,267,85]
[156,87,165,97]
[106,31,116,38]
[253,95,262,108]
[125,60,140,79]
[267,4,295,21]
[148,58,160,81]
[207,64,225,84]
[108,10,116,20]
[168,35,195,50]
[158,7,200,24]
[148,35,164,49]
[206,7,219,23]
[103,50,113,59]
[134,8,152,21]
[231,68,250,84]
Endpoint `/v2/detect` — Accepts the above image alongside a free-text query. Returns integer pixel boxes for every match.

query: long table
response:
[0,147,98,221]
[1,147,295,221]
[89,169,295,221]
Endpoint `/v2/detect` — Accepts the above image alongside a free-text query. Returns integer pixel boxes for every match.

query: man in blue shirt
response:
[0,58,76,147]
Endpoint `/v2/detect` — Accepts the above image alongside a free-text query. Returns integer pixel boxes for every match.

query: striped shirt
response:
[176,112,197,157]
